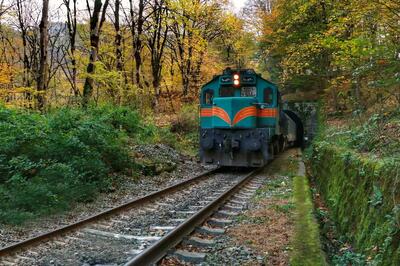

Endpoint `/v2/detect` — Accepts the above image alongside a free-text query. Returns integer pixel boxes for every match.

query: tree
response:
[113,0,123,72]
[16,0,32,87]
[83,0,110,106]
[128,0,146,88]
[62,0,79,97]
[37,0,50,109]
[167,0,225,97]
[146,0,169,109]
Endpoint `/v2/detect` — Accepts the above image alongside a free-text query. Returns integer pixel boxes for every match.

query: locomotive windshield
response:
[220,87,235,97]
[219,86,256,97]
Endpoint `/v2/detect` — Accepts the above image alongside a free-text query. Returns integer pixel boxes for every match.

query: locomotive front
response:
[199,68,281,167]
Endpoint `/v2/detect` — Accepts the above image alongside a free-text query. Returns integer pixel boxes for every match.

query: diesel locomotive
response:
[199,68,303,167]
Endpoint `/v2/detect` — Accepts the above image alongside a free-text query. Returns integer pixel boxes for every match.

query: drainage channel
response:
[125,168,263,266]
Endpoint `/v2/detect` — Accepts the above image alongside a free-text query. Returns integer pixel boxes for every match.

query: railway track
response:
[0,167,264,265]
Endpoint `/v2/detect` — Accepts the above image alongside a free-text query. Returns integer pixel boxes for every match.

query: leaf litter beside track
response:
[227,150,299,265]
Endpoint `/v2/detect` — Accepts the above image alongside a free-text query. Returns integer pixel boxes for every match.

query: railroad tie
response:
[238,191,254,197]
[126,249,143,255]
[215,210,239,217]
[169,218,186,223]
[245,185,260,190]
[183,236,215,248]
[233,194,250,200]
[229,199,247,206]
[205,196,216,200]
[149,226,175,232]
[170,210,196,215]
[188,205,205,210]
[196,226,225,236]
[242,188,257,193]
[173,249,206,264]
[224,204,243,212]
[82,228,160,242]
[207,218,233,227]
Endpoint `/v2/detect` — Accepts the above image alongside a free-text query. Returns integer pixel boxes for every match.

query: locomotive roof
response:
[201,68,277,89]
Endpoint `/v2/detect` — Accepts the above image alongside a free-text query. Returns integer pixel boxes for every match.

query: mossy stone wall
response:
[309,143,399,265]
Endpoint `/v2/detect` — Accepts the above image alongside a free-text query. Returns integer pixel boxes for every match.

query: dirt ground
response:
[228,149,301,265]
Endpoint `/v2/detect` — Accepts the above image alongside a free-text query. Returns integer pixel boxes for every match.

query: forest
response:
[0,0,399,265]
[0,0,398,112]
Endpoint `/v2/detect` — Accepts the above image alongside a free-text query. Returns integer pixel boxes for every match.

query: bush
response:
[171,104,198,134]
[168,105,199,156]
[0,105,145,224]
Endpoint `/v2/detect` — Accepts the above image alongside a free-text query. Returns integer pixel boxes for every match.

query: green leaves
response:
[368,185,383,207]
[0,105,145,224]
[259,0,400,109]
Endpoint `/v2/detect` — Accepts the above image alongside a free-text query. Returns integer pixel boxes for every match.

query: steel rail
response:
[0,168,220,257]
[125,167,261,266]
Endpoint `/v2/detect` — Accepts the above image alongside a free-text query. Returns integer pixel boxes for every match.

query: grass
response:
[291,175,326,266]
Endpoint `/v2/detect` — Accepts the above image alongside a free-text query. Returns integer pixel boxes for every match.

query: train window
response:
[219,87,235,97]
[241,87,256,97]
[264,88,273,104]
[204,89,214,105]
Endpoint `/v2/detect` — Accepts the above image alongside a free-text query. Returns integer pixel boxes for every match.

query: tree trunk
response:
[16,0,30,87]
[134,0,145,88]
[148,0,168,111]
[82,0,109,106]
[37,0,49,109]
[114,0,123,72]
[64,0,78,97]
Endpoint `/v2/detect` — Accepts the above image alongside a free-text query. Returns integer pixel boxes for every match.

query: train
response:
[199,68,303,167]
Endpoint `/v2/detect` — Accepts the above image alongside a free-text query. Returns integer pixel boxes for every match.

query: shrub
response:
[169,104,199,156]
[0,105,143,224]
[171,104,198,134]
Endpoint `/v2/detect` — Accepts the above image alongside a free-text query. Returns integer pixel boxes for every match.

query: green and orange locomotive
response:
[199,68,303,167]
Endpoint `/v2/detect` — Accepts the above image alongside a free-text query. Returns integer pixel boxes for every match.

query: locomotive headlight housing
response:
[233,73,240,86]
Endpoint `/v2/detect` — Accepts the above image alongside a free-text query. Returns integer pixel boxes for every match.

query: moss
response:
[291,175,326,266]
[309,143,400,265]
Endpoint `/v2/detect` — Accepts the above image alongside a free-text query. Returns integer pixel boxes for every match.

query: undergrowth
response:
[323,109,400,158]
[306,106,400,265]
[169,104,199,156]
[0,104,172,225]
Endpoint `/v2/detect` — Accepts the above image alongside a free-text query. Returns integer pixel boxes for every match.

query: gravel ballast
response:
[0,144,211,249]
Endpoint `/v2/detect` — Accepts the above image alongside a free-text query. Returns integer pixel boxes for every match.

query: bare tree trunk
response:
[128,0,136,85]
[64,0,79,97]
[37,0,49,109]
[82,0,109,106]
[134,0,145,88]
[16,0,30,87]
[147,0,169,110]
[114,0,123,72]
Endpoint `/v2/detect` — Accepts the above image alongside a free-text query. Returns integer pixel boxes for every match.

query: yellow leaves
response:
[0,63,13,85]
[0,86,37,109]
